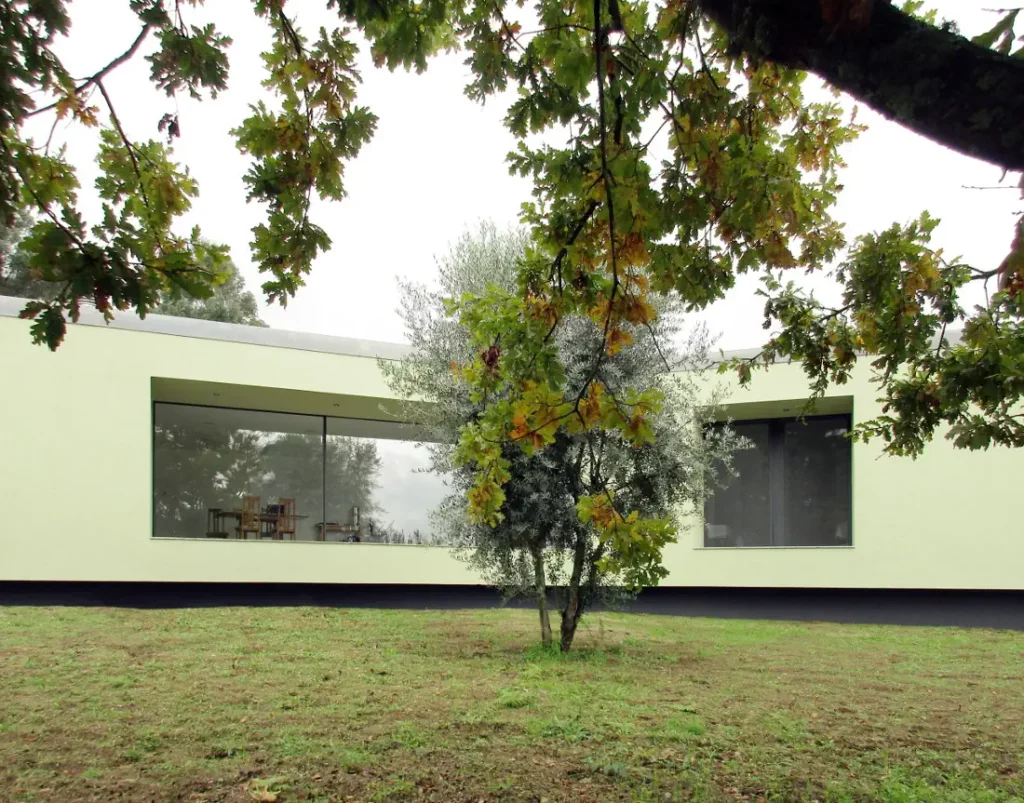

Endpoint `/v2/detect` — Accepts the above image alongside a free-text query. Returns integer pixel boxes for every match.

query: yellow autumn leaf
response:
[54,93,79,121]
[510,405,531,439]
[605,327,633,356]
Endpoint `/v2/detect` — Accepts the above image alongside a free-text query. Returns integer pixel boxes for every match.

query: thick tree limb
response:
[699,0,1024,172]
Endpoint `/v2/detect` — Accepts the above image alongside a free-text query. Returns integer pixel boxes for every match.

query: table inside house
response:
[314,522,362,542]
[207,508,309,540]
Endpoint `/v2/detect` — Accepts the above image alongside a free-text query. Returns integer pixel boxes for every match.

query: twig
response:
[0,135,84,249]
[95,79,165,253]
[273,5,315,245]
[969,265,1004,280]
[492,404,582,446]
[274,6,306,60]
[934,320,948,360]
[26,26,151,119]
[642,319,674,373]
[517,23,593,37]
[694,28,721,90]
[516,199,601,385]
[550,199,600,287]
[44,108,64,154]
[593,0,621,345]
[173,0,186,32]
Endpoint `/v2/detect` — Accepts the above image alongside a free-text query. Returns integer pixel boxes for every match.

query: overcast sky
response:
[30,1,1022,352]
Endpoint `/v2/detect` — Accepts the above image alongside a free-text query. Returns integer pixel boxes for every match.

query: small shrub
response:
[274,733,322,758]
[521,643,561,662]
[497,688,531,708]
[488,776,514,792]
[530,715,591,742]
[521,642,610,664]
[455,708,488,726]
[205,743,246,760]
[597,761,634,779]
[766,714,811,745]
[390,722,427,749]
[248,777,288,802]
[137,732,163,752]
[369,776,416,801]
[336,747,373,773]
[664,715,707,740]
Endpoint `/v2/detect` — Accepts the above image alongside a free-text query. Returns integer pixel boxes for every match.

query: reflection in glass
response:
[704,415,852,547]
[153,404,323,540]
[325,418,449,544]
[783,418,852,546]
[704,422,771,547]
[152,404,450,544]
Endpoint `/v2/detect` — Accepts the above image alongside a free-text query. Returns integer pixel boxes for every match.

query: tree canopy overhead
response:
[0,218,268,326]
[3,0,1024,540]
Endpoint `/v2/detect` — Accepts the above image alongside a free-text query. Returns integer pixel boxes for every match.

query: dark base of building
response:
[2,582,1023,631]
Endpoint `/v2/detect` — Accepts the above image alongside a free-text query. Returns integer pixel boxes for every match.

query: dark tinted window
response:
[704,415,852,547]
[704,422,771,547]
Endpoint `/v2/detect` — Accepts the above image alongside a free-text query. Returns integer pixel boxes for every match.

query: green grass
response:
[0,607,1022,802]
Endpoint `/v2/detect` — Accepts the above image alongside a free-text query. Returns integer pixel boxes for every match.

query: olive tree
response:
[382,223,736,651]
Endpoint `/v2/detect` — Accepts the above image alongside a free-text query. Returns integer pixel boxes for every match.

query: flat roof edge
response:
[0,294,413,361]
[8,293,945,364]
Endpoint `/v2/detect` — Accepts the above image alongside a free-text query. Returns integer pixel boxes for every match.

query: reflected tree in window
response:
[703,416,852,548]
[153,405,323,540]
[322,434,384,537]
[257,432,331,531]
[152,421,263,538]
[153,402,448,542]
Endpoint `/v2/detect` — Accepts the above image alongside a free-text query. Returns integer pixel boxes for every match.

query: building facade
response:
[2,295,1021,592]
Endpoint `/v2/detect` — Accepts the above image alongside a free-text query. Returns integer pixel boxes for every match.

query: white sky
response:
[29,1,1022,351]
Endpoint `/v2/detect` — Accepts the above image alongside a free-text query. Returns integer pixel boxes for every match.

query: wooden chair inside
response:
[275,497,297,541]
[237,495,261,540]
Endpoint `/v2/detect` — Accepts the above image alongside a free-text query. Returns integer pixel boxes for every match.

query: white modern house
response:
[1,295,1022,620]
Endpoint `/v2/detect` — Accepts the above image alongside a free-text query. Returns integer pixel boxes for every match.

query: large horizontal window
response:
[705,415,852,548]
[152,403,449,544]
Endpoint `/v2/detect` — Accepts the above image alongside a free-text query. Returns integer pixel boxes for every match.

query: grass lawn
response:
[0,607,1022,802]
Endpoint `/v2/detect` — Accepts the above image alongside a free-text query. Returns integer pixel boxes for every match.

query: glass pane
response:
[704,422,772,547]
[782,417,852,546]
[324,418,449,544]
[153,404,323,541]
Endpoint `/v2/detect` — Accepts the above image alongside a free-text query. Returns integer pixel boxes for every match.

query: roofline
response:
[709,346,771,364]
[7,294,953,364]
[0,294,412,361]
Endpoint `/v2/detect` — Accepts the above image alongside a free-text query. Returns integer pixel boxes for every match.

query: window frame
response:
[703,413,854,549]
[149,400,447,546]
